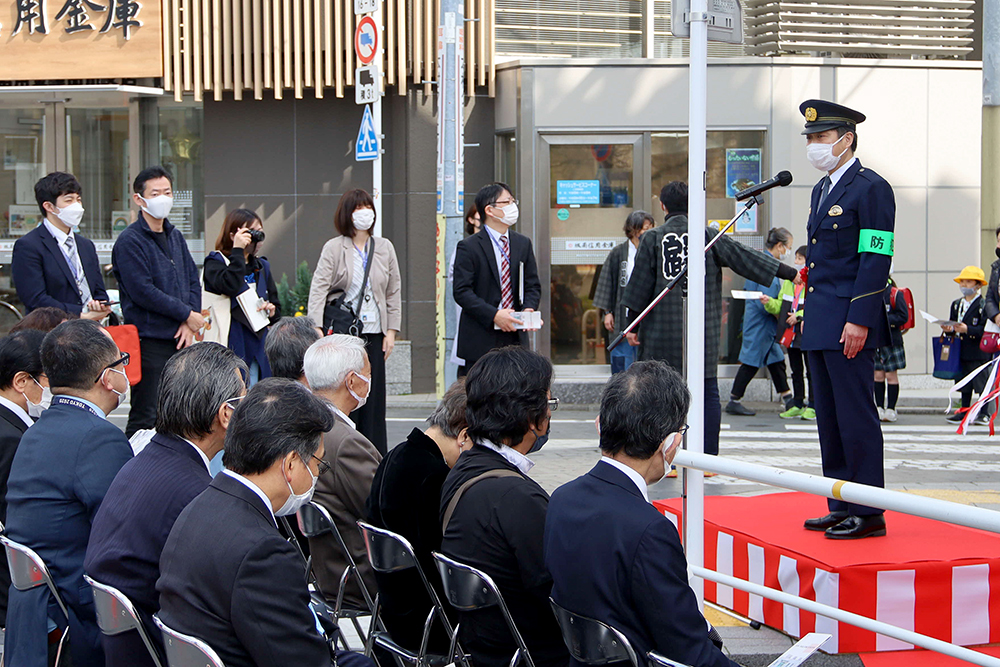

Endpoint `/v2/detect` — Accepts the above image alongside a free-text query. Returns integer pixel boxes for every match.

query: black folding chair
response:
[646,652,693,667]
[548,598,638,667]
[85,575,164,667]
[1,535,71,666]
[432,551,535,667]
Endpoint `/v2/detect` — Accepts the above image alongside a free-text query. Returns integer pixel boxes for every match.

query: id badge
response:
[361,311,374,323]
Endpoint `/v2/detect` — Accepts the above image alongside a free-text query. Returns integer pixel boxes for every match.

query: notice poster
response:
[726,148,762,199]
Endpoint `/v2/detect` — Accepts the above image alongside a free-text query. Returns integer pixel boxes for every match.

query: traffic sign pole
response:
[354,8,383,235]
[372,1,382,236]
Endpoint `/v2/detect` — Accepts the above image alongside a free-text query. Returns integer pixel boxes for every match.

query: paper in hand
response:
[731,290,765,300]
[919,310,960,327]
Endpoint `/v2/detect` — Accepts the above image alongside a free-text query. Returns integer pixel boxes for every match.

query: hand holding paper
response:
[731,290,764,300]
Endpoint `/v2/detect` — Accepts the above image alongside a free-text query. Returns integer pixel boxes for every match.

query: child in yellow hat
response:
[943,266,991,424]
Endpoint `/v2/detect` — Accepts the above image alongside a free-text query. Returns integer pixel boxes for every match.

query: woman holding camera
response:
[307,189,401,455]
[204,208,281,383]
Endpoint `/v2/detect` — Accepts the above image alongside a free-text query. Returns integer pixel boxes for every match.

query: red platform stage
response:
[653,492,1000,654]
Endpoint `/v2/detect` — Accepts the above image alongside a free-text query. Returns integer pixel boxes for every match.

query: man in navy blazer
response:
[4,320,133,667]
[85,343,247,666]
[12,172,110,319]
[544,361,738,667]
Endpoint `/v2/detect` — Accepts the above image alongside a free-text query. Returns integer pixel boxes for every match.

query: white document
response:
[919,309,961,328]
[766,633,832,667]
[237,289,270,332]
[987,319,1000,334]
[494,310,543,331]
[731,290,764,300]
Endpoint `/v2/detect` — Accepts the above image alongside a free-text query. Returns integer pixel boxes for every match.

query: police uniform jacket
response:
[801,160,893,351]
[622,214,787,377]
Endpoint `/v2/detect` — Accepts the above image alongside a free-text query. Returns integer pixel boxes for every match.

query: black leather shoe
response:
[725,400,756,416]
[825,514,886,540]
[803,512,849,531]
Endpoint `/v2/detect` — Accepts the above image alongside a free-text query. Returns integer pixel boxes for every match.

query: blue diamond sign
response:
[355,104,379,162]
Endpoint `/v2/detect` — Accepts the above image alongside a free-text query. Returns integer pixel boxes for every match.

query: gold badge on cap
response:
[805,107,817,122]
[829,205,843,217]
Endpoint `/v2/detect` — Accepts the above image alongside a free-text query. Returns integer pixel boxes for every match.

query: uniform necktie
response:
[500,235,513,310]
[64,236,92,305]
[817,176,831,209]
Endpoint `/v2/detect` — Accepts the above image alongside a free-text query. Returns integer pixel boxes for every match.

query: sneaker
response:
[725,400,756,416]
[666,466,678,478]
[801,407,817,421]
[946,412,965,424]
[780,406,804,419]
[975,413,991,426]
[877,407,886,421]
[782,395,795,411]
[883,409,898,423]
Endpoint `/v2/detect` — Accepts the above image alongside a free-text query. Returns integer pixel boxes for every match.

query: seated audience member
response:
[85,343,248,667]
[4,320,133,667]
[544,361,737,667]
[9,306,74,333]
[0,329,48,626]
[303,334,382,608]
[265,315,322,384]
[156,378,371,667]
[366,379,469,651]
[440,346,568,667]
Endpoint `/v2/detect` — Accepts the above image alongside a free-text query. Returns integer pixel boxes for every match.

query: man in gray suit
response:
[303,334,382,610]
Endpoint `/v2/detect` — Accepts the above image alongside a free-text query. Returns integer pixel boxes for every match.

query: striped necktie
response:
[500,235,513,310]
[64,236,92,305]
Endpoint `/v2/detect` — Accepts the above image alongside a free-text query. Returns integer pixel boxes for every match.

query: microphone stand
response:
[607,194,763,352]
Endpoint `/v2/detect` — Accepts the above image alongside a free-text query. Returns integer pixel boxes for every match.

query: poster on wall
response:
[725,148,761,199]
[8,204,41,236]
[735,202,757,233]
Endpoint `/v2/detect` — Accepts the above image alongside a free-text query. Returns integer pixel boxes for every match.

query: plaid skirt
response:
[875,343,907,372]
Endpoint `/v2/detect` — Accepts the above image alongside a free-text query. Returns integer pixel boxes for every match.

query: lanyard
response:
[354,242,369,270]
[50,395,103,419]
[488,231,511,264]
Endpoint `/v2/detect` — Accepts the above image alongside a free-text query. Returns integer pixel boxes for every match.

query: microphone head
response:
[776,170,793,187]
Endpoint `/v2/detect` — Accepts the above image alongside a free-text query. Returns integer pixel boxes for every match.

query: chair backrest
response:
[357,521,419,574]
[646,652,692,667]
[1,535,70,622]
[153,615,226,667]
[548,598,638,667]
[84,575,164,667]
[298,502,359,570]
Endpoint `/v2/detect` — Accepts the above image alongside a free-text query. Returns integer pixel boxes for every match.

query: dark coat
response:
[112,213,201,340]
[950,295,991,362]
[365,428,451,651]
[985,258,1000,325]
[453,228,541,367]
[592,240,632,337]
[439,445,568,667]
[84,432,214,666]
[622,213,785,377]
[800,160,893,351]
[11,223,108,314]
[4,399,132,667]
[882,287,909,349]
[0,402,31,626]
[157,473,333,667]
[545,462,738,667]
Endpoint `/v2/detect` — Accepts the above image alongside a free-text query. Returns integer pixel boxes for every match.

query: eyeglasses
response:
[675,424,690,438]
[494,198,518,207]
[95,352,129,383]
[310,454,331,477]
[547,397,560,411]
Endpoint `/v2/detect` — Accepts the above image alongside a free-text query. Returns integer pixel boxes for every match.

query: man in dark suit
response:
[798,100,893,540]
[4,320,133,667]
[453,182,541,375]
[545,361,737,667]
[156,378,370,667]
[11,172,111,319]
[85,343,248,666]
[0,329,47,626]
[366,379,468,651]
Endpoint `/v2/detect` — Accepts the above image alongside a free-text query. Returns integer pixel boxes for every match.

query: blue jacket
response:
[11,223,109,314]
[801,160,893,351]
[112,213,201,340]
[4,398,133,667]
[738,252,785,368]
[544,462,738,667]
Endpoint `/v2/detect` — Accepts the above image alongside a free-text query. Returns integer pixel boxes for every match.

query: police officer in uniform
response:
[799,100,894,540]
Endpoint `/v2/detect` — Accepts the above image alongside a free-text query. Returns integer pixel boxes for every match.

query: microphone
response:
[735,170,793,201]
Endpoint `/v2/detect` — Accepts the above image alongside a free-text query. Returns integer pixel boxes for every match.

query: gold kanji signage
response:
[0,0,161,79]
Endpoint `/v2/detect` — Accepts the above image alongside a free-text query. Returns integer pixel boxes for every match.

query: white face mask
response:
[353,208,376,231]
[25,378,50,419]
[657,432,682,483]
[496,202,519,226]
[275,455,319,517]
[139,194,174,220]
[806,134,849,172]
[104,367,130,410]
[348,371,371,410]
[54,202,85,228]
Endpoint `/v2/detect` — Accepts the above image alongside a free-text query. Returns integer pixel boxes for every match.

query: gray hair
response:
[426,379,467,438]
[303,334,368,392]
[265,316,321,380]
[598,360,690,460]
[155,343,248,439]
[765,227,793,250]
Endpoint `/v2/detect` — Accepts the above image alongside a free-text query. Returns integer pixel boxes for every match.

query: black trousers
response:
[704,377,721,456]
[126,337,179,438]
[730,361,790,400]
[808,349,884,516]
[352,332,387,455]
[787,347,814,408]
[958,359,990,408]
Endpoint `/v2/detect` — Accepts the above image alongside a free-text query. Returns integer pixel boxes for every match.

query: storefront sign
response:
[564,239,616,251]
[0,0,162,79]
[725,148,761,199]
[556,180,600,205]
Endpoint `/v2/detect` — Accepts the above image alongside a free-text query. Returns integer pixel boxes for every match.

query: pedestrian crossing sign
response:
[355,104,379,162]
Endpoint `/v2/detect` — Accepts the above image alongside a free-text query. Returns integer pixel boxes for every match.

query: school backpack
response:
[890,285,915,332]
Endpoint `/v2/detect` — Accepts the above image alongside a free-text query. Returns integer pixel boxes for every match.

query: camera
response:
[248,229,266,244]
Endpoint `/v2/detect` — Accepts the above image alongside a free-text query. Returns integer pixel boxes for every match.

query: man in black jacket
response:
[453,183,541,375]
[439,347,567,667]
[365,379,468,651]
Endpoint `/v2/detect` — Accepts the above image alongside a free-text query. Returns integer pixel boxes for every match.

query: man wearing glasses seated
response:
[4,319,134,667]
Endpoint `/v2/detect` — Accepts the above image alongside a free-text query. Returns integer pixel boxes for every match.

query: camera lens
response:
[249,230,266,243]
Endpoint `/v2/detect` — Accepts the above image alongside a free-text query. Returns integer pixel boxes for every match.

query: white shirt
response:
[600,457,650,503]
[479,438,535,475]
[183,437,213,474]
[827,156,857,190]
[222,469,277,527]
[0,395,33,429]
[626,241,639,282]
[43,220,88,306]
[484,224,511,290]
[330,404,356,430]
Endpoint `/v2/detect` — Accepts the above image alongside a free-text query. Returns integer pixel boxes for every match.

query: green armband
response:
[858,229,894,256]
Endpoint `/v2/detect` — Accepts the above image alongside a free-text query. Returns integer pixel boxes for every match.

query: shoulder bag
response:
[323,237,374,336]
